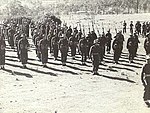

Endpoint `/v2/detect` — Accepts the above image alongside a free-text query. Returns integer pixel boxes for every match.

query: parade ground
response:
[0,13,150,113]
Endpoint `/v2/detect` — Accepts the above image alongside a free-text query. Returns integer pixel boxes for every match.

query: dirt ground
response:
[0,14,150,113]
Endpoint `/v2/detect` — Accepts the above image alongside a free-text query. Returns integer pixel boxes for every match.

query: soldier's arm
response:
[141,65,146,87]
[89,46,93,59]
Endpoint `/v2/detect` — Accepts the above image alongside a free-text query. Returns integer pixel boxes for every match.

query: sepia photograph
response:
[0,0,150,113]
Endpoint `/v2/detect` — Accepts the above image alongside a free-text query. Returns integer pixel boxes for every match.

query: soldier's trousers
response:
[143,78,150,100]
[20,51,28,64]
[123,27,126,33]
[99,47,105,62]
[114,49,122,63]
[81,52,87,63]
[0,51,5,65]
[92,55,100,72]
[61,52,67,63]
[70,46,76,56]
[8,36,14,48]
[53,46,58,59]
[128,49,136,61]
[106,42,111,52]
[130,28,133,35]
[41,51,48,64]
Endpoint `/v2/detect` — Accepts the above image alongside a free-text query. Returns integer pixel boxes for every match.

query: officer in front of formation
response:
[89,39,101,75]
[0,32,6,69]
[59,33,69,66]
[141,55,150,107]
[18,33,29,68]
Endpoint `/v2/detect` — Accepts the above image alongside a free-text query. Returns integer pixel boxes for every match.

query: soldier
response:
[130,21,134,35]
[39,34,49,67]
[18,34,29,68]
[35,33,42,60]
[89,39,101,75]
[14,31,21,60]
[127,35,137,63]
[98,33,107,64]
[66,26,72,39]
[51,31,59,60]
[79,35,88,65]
[105,30,112,54]
[69,32,78,59]
[135,21,141,35]
[141,55,150,107]
[112,31,124,64]
[0,33,6,69]
[8,27,15,49]
[142,22,147,38]
[123,20,127,34]
[144,33,150,55]
[59,34,69,66]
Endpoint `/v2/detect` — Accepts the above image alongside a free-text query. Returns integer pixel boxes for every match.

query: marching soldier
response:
[123,20,127,34]
[69,32,78,59]
[18,34,29,68]
[105,30,112,54]
[8,27,15,49]
[112,31,124,64]
[39,34,49,67]
[98,33,107,64]
[59,33,69,66]
[35,34,42,60]
[51,32,59,60]
[144,33,150,55]
[141,55,150,107]
[142,22,147,38]
[14,31,21,60]
[89,39,101,75]
[127,35,137,63]
[130,21,134,35]
[0,33,6,69]
[79,36,88,65]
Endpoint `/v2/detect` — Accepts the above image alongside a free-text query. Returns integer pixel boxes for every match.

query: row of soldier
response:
[123,20,150,37]
[1,17,150,75]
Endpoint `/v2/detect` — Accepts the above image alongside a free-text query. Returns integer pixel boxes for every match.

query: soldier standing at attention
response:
[130,21,134,35]
[59,34,69,66]
[39,34,49,67]
[69,32,78,59]
[141,55,150,107]
[89,39,101,75]
[51,32,59,60]
[79,35,88,65]
[127,35,137,63]
[123,20,127,34]
[105,30,112,54]
[18,34,29,68]
[0,33,6,69]
[144,33,150,55]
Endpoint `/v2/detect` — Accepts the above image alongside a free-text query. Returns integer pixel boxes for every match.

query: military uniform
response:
[79,37,88,65]
[18,35,29,68]
[105,31,112,54]
[39,37,49,67]
[0,34,6,69]
[14,32,21,59]
[59,36,69,66]
[51,36,59,60]
[112,32,124,64]
[127,35,138,63]
[141,56,150,106]
[69,34,78,59]
[89,39,100,75]
[8,28,15,49]
[144,35,150,55]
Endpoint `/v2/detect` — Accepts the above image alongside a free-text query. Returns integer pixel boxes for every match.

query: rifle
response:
[88,22,90,33]
[92,21,95,32]
[82,24,85,37]
[95,23,101,37]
